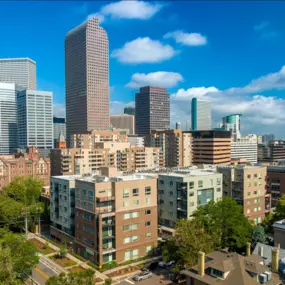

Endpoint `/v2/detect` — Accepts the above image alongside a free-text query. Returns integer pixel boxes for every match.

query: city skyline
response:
[1,1,285,136]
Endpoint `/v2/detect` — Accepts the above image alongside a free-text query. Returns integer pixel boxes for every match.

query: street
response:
[31,261,59,285]
[114,266,174,285]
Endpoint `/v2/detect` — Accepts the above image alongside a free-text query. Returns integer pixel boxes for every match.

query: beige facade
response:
[110,115,135,135]
[217,165,267,223]
[74,171,158,265]
[71,130,128,148]
[190,130,232,165]
[51,146,164,176]
[65,18,110,144]
[145,130,192,167]
[0,147,50,189]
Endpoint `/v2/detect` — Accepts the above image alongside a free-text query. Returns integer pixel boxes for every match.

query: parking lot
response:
[116,266,175,285]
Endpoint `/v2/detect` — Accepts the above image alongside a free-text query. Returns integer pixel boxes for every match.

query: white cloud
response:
[101,1,163,20]
[164,30,207,46]
[111,37,177,64]
[87,12,105,23]
[53,104,66,117]
[170,66,285,137]
[126,71,183,89]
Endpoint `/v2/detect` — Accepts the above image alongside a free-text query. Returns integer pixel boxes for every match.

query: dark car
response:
[148,261,159,270]
[170,273,185,284]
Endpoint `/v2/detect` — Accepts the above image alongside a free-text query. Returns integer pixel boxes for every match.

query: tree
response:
[3,176,43,205]
[251,225,267,246]
[59,243,67,258]
[273,195,285,221]
[0,228,39,284]
[46,269,95,285]
[104,278,112,285]
[193,197,253,250]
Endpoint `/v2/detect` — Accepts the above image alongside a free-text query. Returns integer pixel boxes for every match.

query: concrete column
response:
[198,251,205,277]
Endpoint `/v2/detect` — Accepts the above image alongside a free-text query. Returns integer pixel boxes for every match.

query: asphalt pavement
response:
[32,261,59,285]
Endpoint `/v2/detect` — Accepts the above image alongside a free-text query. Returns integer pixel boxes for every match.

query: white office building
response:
[0,58,36,89]
[231,134,258,164]
[0,83,23,154]
[17,90,53,154]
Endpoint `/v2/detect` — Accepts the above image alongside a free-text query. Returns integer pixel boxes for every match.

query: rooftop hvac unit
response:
[264,271,272,281]
[259,274,267,284]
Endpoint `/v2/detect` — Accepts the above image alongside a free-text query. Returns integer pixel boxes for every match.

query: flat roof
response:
[76,174,155,183]
[158,169,219,178]
[51,175,82,181]
[0,58,36,64]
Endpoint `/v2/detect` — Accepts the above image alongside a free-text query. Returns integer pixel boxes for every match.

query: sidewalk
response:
[27,233,108,281]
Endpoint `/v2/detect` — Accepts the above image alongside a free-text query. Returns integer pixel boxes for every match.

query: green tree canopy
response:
[46,269,95,285]
[3,176,43,205]
[0,228,39,284]
[193,197,253,249]
[251,225,267,246]
[273,195,285,221]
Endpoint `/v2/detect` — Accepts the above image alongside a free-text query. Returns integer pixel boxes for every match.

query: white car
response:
[132,271,153,281]
[158,260,175,268]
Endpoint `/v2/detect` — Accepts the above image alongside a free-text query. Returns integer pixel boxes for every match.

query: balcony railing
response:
[96,196,115,203]
[96,207,115,214]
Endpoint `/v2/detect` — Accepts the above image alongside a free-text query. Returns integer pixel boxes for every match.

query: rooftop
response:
[253,243,285,266]
[158,169,219,178]
[76,174,155,183]
[51,175,82,181]
[273,220,285,230]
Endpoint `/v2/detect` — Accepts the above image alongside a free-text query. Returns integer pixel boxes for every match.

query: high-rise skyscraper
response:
[220,114,241,139]
[191,98,211,130]
[53,117,66,147]
[65,18,109,145]
[124,106,135,116]
[0,83,22,154]
[135,86,170,136]
[17,90,53,155]
[0,58,36,89]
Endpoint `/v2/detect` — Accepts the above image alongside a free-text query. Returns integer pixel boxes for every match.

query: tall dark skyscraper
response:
[65,18,110,144]
[135,86,170,136]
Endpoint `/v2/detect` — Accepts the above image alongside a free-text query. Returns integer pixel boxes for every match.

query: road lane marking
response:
[34,267,49,280]
[125,279,135,284]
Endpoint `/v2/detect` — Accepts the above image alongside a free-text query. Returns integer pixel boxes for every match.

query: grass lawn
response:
[29,238,55,255]
[51,255,77,267]
[68,266,86,273]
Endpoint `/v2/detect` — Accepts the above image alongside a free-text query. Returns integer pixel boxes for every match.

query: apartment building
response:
[145,130,192,167]
[0,147,50,189]
[71,130,128,148]
[128,135,144,148]
[50,175,81,244]
[189,130,232,165]
[266,166,285,207]
[217,165,267,223]
[181,248,282,285]
[74,170,158,265]
[157,169,223,228]
[117,147,164,171]
[258,140,285,163]
[50,148,115,176]
[51,146,164,176]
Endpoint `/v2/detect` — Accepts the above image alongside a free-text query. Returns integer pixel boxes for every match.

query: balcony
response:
[102,246,116,254]
[102,220,115,227]
[96,196,115,203]
[102,232,115,239]
[96,207,115,214]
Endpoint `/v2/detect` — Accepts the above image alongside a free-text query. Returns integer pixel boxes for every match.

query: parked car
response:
[132,271,153,281]
[148,261,159,270]
[158,260,175,268]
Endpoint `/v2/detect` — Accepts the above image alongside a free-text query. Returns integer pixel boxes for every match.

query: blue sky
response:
[1,1,285,137]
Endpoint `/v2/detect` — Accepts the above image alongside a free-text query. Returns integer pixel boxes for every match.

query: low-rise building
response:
[74,170,158,265]
[145,130,192,167]
[0,147,50,189]
[110,115,135,135]
[273,220,285,249]
[217,165,267,223]
[258,140,285,163]
[50,175,81,244]
[157,169,223,229]
[71,130,128,148]
[181,248,282,285]
[128,135,144,148]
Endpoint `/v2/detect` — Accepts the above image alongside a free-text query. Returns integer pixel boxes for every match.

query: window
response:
[189,192,194,197]
[198,180,203,187]
[247,175,251,179]
[82,189,87,195]
[124,249,139,261]
[217,188,221,192]
[217,178,221,186]
[159,180,164,185]
[133,200,139,206]
[247,209,251,214]
[123,189,129,198]
[247,192,251,196]
[146,245,152,254]
[123,224,138,231]
[159,199,164,204]
[145,187,151,195]
[169,191,173,196]
[146,233,151,238]
[132,188,139,196]
[169,181,173,187]
[212,269,223,278]
[189,182,194,189]
[145,221,151,227]
[123,201,129,208]
[146,197,151,205]
[123,212,139,220]
[168,211,174,217]
[124,236,138,244]
[83,225,94,234]
[169,201,174,207]
[89,190,94,197]
[254,191,257,195]
[83,213,92,221]
[145,209,151,215]
[247,201,251,205]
